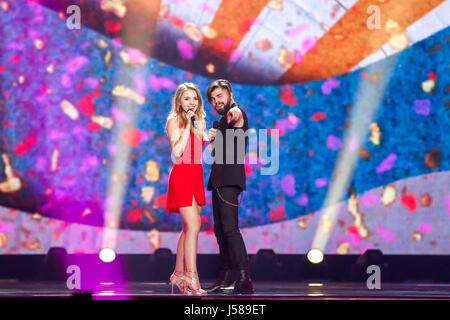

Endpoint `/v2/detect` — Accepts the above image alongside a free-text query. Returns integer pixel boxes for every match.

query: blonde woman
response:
[165,82,208,295]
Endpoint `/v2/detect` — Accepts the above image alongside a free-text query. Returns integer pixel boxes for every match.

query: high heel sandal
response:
[170,271,186,294]
[183,271,207,295]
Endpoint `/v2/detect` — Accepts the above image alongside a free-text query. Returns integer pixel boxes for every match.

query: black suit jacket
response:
[207,104,248,191]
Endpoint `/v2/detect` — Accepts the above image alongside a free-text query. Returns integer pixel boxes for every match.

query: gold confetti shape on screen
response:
[320,22,330,33]
[82,208,92,217]
[336,242,350,255]
[112,85,145,104]
[61,99,79,120]
[348,193,369,238]
[0,154,22,193]
[381,184,396,207]
[120,49,147,65]
[369,122,381,145]
[92,115,114,129]
[425,147,442,170]
[51,149,59,172]
[359,148,372,160]
[148,229,160,250]
[297,217,308,230]
[46,64,55,74]
[206,63,215,73]
[385,19,410,51]
[184,23,203,42]
[159,5,169,19]
[411,231,422,241]
[34,39,44,50]
[319,214,333,235]
[0,233,8,248]
[277,46,295,70]
[104,50,112,66]
[141,186,155,203]
[1,2,9,11]
[268,0,283,11]
[145,160,160,182]
[201,25,217,39]
[22,239,42,250]
[31,213,42,221]
[98,39,109,48]
[389,35,409,51]
[419,193,433,207]
[422,79,435,93]
[256,39,272,51]
[100,0,127,18]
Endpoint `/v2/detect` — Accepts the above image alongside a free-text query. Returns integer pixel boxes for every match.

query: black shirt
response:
[207,103,248,191]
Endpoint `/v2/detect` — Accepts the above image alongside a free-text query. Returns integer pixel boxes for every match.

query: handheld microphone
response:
[213,121,220,129]
[186,108,196,129]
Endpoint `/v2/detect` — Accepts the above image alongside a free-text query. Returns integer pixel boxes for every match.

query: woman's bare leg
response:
[174,230,185,273]
[170,223,187,294]
[179,197,201,275]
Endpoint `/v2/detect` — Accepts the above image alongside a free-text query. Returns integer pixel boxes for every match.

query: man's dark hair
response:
[206,79,233,103]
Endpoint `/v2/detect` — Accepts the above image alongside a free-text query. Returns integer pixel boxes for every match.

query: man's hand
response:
[226,107,243,127]
[208,128,217,142]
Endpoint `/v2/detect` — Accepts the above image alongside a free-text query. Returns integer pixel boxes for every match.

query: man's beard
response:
[215,100,232,115]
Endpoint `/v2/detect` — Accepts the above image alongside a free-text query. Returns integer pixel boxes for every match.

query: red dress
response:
[166,122,206,215]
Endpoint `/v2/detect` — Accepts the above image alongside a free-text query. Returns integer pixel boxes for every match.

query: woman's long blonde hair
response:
[166,82,206,134]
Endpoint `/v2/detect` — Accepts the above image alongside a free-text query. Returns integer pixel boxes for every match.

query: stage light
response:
[307,249,324,264]
[307,293,324,297]
[99,248,116,263]
[101,12,153,255]
[310,57,397,255]
[308,283,324,287]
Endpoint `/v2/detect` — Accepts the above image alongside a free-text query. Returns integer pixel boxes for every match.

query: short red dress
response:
[166,122,206,215]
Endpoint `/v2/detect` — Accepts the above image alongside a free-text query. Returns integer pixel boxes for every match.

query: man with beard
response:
[204,79,253,295]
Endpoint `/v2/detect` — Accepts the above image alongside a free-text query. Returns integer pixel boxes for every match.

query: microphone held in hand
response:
[213,121,220,129]
[191,116,196,129]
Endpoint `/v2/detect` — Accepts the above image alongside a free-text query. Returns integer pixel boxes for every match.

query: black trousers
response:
[212,186,249,271]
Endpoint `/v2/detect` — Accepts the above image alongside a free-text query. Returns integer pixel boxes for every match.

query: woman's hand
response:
[185,109,196,127]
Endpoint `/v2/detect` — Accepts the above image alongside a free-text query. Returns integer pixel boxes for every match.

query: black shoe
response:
[233,269,254,295]
[205,269,234,293]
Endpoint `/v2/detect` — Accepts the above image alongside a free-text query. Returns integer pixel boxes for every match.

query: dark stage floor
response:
[0,280,449,300]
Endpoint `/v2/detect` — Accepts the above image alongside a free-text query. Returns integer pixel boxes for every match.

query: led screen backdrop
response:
[0,0,449,254]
